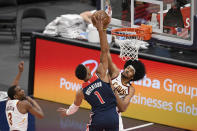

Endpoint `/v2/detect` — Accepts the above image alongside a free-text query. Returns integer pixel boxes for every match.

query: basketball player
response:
[95,14,146,131]
[57,14,119,131]
[108,59,145,130]
[6,61,44,131]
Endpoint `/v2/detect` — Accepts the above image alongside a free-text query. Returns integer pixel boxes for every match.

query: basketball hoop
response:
[111,25,152,61]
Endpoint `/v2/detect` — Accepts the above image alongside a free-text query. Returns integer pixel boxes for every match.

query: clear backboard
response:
[101,0,197,48]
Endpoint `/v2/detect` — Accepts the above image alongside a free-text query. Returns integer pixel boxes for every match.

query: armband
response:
[66,103,79,115]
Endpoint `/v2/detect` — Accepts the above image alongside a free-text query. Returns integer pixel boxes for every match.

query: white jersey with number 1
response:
[6,100,28,131]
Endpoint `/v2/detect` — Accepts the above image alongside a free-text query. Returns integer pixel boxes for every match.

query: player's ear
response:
[131,76,134,80]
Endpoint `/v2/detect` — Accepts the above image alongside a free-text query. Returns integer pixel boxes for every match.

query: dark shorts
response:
[87,108,119,131]
[87,124,119,131]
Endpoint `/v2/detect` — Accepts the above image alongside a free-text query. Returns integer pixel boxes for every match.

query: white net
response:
[115,38,141,61]
[111,26,152,61]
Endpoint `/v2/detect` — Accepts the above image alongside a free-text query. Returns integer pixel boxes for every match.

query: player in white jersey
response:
[110,60,146,130]
[109,53,145,131]
[6,99,28,131]
[6,61,44,131]
[97,24,146,130]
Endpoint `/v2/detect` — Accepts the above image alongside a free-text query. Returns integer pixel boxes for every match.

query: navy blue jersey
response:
[82,74,119,130]
[82,74,117,113]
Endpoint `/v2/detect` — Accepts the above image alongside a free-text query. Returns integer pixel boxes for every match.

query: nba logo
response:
[105,0,112,17]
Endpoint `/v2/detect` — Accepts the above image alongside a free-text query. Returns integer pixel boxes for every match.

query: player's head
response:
[75,64,91,81]
[123,59,146,81]
[7,85,26,100]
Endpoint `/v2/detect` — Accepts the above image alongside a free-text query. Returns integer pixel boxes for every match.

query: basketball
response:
[91,10,111,29]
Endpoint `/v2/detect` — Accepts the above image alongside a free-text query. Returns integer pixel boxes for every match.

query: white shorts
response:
[119,112,124,131]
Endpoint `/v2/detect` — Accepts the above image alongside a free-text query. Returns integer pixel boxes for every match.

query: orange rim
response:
[111,27,144,38]
[111,25,152,40]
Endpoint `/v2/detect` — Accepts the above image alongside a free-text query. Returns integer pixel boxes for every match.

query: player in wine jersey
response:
[57,14,120,131]
[5,61,44,131]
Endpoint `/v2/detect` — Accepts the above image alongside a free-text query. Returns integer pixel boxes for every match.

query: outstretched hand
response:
[57,107,68,117]
[11,61,24,86]
[92,15,104,31]
[18,61,24,72]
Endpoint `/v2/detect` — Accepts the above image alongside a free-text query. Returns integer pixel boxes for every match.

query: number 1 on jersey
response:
[94,91,105,104]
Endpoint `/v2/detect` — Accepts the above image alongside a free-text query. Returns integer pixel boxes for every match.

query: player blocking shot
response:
[110,59,146,130]
[57,10,119,131]
[94,10,147,131]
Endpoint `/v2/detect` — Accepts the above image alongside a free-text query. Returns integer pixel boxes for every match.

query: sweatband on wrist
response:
[66,103,79,115]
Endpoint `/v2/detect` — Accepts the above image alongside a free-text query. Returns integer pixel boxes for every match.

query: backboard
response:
[101,0,197,49]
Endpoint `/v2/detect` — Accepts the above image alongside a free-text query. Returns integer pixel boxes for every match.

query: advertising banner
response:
[33,38,197,130]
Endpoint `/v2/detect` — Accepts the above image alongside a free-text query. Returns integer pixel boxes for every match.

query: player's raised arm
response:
[92,11,110,81]
[11,61,24,86]
[107,48,119,79]
[25,96,44,119]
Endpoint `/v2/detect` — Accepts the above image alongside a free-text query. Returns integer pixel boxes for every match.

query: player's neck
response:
[84,75,92,82]
[121,75,130,86]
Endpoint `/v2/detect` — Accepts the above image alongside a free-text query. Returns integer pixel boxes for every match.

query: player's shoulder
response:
[77,88,83,92]
[76,88,83,95]
[129,84,135,88]
[111,71,121,80]
[129,84,135,91]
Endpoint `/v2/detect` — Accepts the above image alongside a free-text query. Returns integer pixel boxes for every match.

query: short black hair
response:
[7,85,17,100]
[124,59,146,81]
[75,64,87,80]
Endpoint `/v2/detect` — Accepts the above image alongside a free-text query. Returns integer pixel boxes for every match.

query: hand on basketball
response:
[91,10,111,31]
[92,15,104,31]
[57,107,68,117]
[18,61,24,72]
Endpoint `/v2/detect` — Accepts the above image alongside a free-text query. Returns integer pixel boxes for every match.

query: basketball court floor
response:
[33,99,187,131]
[0,0,195,130]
